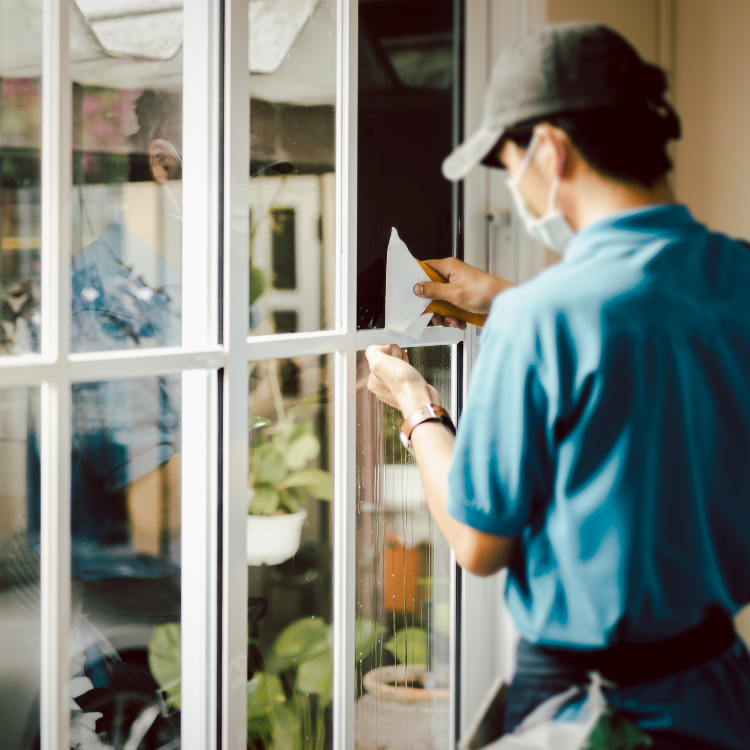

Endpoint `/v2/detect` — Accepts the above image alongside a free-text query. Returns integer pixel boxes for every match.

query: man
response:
[366,23,750,748]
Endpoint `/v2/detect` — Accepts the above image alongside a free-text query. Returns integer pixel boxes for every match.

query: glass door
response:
[0,1,467,749]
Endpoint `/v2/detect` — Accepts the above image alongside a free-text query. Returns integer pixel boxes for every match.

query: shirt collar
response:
[563,203,696,264]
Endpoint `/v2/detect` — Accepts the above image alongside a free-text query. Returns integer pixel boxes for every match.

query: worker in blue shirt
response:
[366,23,750,749]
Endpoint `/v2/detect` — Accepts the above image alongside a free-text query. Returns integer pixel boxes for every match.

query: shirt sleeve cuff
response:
[447,492,519,537]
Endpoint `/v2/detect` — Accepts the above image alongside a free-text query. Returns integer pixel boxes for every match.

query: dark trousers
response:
[503,616,750,750]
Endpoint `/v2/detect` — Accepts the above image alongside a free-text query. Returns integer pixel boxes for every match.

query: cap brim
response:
[442,126,505,181]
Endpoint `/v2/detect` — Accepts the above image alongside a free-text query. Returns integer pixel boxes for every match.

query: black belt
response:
[518,610,737,688]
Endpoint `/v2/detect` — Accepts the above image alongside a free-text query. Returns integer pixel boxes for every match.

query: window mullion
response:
[332,1,358,749]
[222,0,251,747]
[181,1,221,748]
[40,1,72,748]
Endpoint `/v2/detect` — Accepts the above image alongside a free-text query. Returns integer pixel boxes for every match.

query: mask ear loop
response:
[162,141,183,217]
[547,145,567,215]
[511,132,540,187]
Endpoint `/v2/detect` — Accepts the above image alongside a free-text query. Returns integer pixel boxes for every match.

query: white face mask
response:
[506,133,575,253]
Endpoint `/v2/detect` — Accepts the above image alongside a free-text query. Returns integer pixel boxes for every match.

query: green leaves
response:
[250,486,281,515]
[278,469,333,501]
[584,708,654,749]
[297,649,333,705]
[385,626,428,666]
[249,409,333,515]
[148,623,182,709]
[355,618,385,659]
[267,617,331,674]
[254,444,288,486]
[284,432,320,471]
[247,672,286,720]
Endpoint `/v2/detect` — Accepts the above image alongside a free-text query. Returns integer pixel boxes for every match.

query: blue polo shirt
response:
[448,204,750,649]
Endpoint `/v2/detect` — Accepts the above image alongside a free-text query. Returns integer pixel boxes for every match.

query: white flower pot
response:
[246,509,307,566]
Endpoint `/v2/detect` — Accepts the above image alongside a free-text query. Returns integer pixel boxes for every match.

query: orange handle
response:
[418,261,488,328]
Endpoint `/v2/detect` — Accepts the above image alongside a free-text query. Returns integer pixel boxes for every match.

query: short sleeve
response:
[447,312,554,537]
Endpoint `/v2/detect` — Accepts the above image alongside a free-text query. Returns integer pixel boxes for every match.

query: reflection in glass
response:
[0,387,41,749]
[33,376,182,748]
[248,0,337,335]
[65,0,185,354]
[355,347,452,750]
[0,0,43,355]
[357,0,457,329]
[247,355,334,749]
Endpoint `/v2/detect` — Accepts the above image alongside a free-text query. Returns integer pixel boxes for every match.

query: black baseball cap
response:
[250,133,294,177]
[442,22,680,181]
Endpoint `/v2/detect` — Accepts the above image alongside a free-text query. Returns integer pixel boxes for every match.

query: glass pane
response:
[247,354,334,749]
[248,0,336,335]
[0,0,43,355]
[0,386,41,749]
[62,375,182,747]
[70,2,184,352]
[357,0,456,329]
[355,346,452,750]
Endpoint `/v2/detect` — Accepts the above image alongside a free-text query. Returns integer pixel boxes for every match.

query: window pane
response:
[0,386,41,748]
[69,3,184,353]
[355,346,452,750]
[248,1,336,335]
[357,0,457,329]
[62,375,182,747]
[0,0,43,355]
[247,354,334,749]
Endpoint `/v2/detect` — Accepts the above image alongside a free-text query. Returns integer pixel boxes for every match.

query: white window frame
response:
[5,1,471,749]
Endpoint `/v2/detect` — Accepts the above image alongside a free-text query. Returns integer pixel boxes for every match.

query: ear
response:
[533,124,569,180]
[149,139,179,184]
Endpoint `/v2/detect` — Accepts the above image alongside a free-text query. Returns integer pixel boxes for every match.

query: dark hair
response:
[128,88,183,154]
[501,104,681,187]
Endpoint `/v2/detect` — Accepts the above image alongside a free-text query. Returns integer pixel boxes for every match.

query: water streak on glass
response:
[247,355,334,750]
[248,0,337,336]
[356,347,452,750]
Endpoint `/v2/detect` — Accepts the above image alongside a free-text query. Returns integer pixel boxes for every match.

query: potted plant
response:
[149,616,381,750]
[247,375,333,566]
[356,625,450,750]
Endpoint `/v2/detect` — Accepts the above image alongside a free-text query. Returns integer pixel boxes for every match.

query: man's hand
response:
[365,344,440,416]
[365,344,517,578]
[414,258,514,330]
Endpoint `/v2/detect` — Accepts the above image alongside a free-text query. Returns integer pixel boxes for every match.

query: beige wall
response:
[672,0,750,238]
[547,0,660,63]
[548,0,750,238]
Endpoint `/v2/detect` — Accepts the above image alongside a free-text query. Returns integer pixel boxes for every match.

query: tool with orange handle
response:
[417,261,488,328]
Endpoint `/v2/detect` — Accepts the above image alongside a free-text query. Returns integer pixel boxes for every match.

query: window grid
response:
[22,0,467,748]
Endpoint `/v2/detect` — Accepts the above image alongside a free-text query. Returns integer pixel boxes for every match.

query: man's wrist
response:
[400,392,440,418]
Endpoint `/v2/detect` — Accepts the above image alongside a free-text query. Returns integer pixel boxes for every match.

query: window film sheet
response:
[355,346,452,750]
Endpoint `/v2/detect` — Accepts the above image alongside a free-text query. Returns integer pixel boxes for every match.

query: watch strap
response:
[401,404,455,440]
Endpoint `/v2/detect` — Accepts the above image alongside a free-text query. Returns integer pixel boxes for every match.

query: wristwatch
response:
[400,404,456,457]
